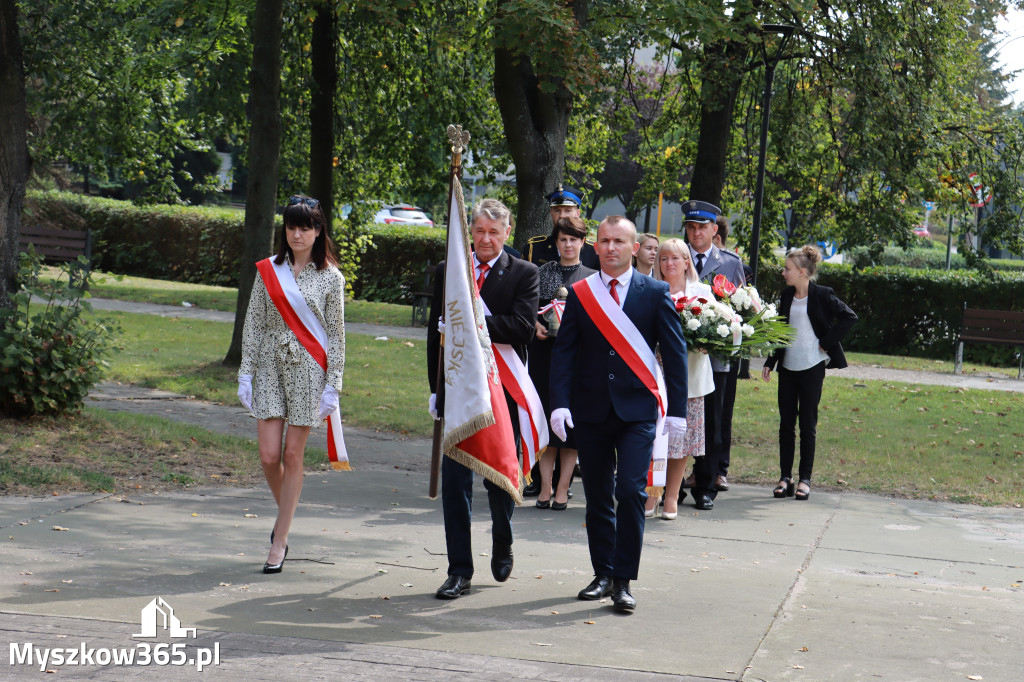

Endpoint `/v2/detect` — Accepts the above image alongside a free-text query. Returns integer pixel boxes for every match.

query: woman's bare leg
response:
[266,424,311,565]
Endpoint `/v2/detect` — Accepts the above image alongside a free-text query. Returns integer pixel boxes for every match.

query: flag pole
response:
[429,124,471,499]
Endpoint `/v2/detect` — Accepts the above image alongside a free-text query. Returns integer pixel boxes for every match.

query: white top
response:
[783,296,830,371]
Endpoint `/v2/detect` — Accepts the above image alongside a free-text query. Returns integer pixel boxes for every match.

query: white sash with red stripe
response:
[256,258,350,470]
[481,299,549,480]
[572,274,667,486]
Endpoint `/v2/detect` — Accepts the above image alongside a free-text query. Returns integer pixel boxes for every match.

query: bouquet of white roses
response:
[673,293,748,357]
[709,275,795,358]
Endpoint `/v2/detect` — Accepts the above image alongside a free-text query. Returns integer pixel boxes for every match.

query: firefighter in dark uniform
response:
[522,184,596,497]
[525,185,599,269]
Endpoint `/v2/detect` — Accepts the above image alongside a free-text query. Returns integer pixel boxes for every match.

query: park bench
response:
[18,225,93,271]
[411,262,438,326]
[954,304,1024,379]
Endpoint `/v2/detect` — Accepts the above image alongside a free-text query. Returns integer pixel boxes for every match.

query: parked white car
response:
[373,204,434,226]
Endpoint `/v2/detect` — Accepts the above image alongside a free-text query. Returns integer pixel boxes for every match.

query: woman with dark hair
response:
[238,195,346,573]
[529,215,596,510]
[762,245,857,501]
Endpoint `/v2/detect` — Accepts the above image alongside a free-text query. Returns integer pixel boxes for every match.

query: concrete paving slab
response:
[4,471,1023,680]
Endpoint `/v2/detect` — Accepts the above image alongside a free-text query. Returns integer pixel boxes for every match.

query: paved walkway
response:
[2,297,1022,679]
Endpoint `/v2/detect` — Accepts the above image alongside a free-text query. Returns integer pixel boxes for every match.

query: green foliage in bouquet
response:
[676,276,795,359]
[0,251,121,416]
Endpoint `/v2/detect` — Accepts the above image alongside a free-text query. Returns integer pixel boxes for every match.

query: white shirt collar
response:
[600,267,633,305]
[473,253,501,270]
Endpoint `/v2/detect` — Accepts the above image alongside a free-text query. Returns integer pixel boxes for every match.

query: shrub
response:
[845,245,1024,272]
[0,252,121,417]
[351,224,446,303]
[24,190,249,286]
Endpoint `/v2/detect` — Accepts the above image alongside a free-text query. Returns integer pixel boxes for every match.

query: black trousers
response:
[716,362,739,477]
[693,364,738,501]
[441,391,519,578]
[777,361,827,482]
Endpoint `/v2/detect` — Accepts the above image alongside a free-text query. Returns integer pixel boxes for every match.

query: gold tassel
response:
[645,485,664,497]
[331,460,351,471]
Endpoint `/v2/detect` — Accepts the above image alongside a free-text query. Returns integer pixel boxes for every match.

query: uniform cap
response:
[683,200,721,225]
[545,184,584,208]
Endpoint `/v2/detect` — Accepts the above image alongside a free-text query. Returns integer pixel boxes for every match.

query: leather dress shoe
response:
[578,575,613,601]
[491,543,513,582]
[612,579,636,613]
[523,479,541,497]
[715,475,730,491]
[694,494,714,511]
[682,473,695,489]
[436,575,471,599]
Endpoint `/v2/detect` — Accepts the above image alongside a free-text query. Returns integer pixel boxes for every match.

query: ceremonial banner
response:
[439,182,522,503]
[256,257,349,470]
[572,274,668,488]
[481,299,549,481]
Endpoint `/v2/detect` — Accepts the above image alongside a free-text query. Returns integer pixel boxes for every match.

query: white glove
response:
[437,319,446,335]
[237,375,253,412]
[663,416,687,440]
[429,393,439,420]
[550,408,574,442]
[318,385,339,421]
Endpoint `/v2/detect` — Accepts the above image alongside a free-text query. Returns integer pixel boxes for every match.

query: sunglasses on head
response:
[288,195,320,209]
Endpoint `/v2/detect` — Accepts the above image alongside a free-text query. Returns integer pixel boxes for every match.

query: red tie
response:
[476,263,490,292]
[609,278,620,304]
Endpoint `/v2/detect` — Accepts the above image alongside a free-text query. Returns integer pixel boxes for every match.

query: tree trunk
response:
[688,39,747,206]
[223,0,284,366]
[494,0,581,251]
[0,0,31,310]
[309,2,337,225]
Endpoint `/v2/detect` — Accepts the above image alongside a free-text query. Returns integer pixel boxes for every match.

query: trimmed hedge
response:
[756,263,1024,365]
[24,190,250,286]
[351,224,446,303]
[845,245,1024,271]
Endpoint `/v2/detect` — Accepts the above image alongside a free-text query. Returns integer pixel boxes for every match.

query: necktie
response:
[694,253,705,276]
[476,263,490,292]
[609,278,620,305]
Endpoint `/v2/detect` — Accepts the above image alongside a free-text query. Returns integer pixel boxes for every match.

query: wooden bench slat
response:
[19,236,87,249]
[19,226,89,239]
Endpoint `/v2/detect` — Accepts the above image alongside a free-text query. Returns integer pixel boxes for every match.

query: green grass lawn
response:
[100,310,430,437]
[41,266,418,327]
[16,269,1022,504]
[729,376,1024,506]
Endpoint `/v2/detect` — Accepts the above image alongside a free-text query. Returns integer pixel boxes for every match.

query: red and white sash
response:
[256,258,350,470]
[572,274,667,487]
[481,299,549,481]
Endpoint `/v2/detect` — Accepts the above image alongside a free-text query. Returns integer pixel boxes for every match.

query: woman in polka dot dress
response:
[237,195,345,574]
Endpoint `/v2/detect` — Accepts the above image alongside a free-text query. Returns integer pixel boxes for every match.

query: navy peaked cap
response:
[683,200,721,224]
[545,184,584,207]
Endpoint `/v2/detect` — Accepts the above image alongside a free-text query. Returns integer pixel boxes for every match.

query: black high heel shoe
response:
[794,479,811,500]
[773,477,794,498]
[263,545,288,574]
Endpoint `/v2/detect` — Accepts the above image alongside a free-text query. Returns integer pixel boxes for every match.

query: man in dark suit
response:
[427,198,540,600]
[683,201,746,511]
[549,215,688,613]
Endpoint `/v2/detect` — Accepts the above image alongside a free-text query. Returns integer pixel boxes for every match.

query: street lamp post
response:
[747,24,794,287]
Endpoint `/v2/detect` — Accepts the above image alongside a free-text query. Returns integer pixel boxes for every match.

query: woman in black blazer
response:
[761,245,857,500]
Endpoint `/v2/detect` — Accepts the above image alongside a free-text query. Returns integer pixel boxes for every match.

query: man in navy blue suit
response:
[548,215,688,612]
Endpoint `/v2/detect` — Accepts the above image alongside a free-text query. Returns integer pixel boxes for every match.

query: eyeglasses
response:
[288,195,320,209]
